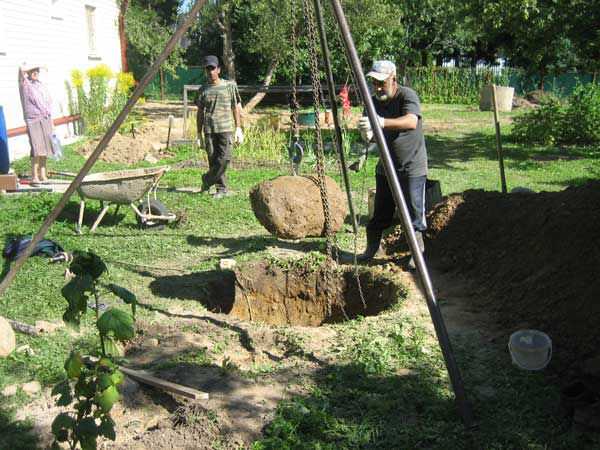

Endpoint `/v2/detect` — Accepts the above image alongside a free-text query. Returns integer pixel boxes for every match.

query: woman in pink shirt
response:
[19,64,53,185]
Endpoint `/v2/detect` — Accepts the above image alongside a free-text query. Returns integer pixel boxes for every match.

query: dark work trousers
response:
[203,132,232,192]
[367,172,427,235]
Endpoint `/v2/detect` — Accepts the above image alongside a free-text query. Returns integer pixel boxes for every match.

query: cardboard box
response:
[0,174,18,191]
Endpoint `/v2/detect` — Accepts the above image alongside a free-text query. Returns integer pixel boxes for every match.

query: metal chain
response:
[302,0,332,260]
[290,0,300,140]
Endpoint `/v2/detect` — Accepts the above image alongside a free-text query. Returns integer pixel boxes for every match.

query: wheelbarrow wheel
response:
[137,199,170,230]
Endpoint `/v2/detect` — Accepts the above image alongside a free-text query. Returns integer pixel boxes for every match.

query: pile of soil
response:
[78,122,176,165]
[423,181,600,372]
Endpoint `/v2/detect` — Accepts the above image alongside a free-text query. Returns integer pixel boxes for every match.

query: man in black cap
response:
[196,55,243,198]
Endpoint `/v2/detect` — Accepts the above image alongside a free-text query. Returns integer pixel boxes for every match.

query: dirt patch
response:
[78,122,176,165]
[407,181,600,374]
[196,261,405,326]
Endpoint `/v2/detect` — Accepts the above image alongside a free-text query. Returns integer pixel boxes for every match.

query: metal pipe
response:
[329,0,474,427]
[312,0,358,234]
[0,0,208,298]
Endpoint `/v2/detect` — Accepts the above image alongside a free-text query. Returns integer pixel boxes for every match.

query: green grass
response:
[1,103,599,449]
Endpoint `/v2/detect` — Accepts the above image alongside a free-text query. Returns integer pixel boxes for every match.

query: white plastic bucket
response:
[508,329,552,371]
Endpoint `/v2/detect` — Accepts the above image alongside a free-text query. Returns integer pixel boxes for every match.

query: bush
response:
[511,83,600,146]
[67,65,136,136]
[563,83,600,145]
[511,95,566,145]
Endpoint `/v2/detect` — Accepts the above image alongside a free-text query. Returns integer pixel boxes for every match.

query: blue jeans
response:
[367,173,427,234]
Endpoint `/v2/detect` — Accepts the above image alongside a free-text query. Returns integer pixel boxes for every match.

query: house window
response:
[0,13,6,55]
[85,5,98,57]
[51,0,64,20]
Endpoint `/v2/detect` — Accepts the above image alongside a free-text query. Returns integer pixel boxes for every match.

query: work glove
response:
[358,115,384,143]
[234,127,244,144]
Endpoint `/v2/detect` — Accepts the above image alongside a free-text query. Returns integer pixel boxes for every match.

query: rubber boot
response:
[408,231,425,270]
[357,229,382,263]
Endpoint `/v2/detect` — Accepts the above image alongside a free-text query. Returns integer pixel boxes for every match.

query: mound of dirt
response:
[78,122,176,164]
[424,182,600,372]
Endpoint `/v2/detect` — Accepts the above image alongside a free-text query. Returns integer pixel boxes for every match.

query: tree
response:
[125,1,186,98]
[465,0,577,88]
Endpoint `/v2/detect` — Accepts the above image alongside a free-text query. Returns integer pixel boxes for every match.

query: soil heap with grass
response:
[418,181,600,374]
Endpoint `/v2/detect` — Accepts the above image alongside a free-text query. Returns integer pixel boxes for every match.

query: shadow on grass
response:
[185,233,323,258]
[136,297,256,353]
[0,406,39,450]
[54,200,130,230]
[255,361,465,449]
[426,132,600,172]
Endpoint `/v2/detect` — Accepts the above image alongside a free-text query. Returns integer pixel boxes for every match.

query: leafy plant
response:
[50,251,137,450]
[511,83,600,146]
[68,65,136,136]
[511,95,566,145]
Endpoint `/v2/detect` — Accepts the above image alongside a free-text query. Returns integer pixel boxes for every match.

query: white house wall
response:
[0,0,122,161]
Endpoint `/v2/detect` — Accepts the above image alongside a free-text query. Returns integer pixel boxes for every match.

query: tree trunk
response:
[159,67,165,100]
[119,0,129,72]
[243,60,279,114]
[218,8,236,82]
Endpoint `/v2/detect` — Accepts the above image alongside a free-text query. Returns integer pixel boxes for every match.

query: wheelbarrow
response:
[76,167,176,233]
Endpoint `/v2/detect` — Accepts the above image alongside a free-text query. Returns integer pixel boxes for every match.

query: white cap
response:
[366,60,396,81]
[21,62,44,72]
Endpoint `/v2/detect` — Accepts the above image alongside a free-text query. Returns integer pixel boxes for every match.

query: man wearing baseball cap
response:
[196,55,243,198]
[356,60,428,269]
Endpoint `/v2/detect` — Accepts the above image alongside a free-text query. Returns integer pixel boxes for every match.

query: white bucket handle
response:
[508,339,552,371]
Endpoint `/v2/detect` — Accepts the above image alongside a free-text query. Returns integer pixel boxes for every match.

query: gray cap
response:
[203,55,219,68]
[366,60,396,81]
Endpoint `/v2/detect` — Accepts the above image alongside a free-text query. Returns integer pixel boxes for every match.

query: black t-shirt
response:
[373,86,428,177]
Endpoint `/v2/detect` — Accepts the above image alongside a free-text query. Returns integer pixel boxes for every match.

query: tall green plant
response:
[511,83,600,146]
[50,251,138,450]
[69,65,135,136]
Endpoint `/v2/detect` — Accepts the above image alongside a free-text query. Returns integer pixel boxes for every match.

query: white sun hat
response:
[366,60,396,81]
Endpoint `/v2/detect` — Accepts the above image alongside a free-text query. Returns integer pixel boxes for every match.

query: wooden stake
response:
[119,366,209,400]
[491,84,508,193]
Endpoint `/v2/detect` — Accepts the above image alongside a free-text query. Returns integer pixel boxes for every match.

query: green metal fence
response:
[144,65,595,103]
[145,66,205,99]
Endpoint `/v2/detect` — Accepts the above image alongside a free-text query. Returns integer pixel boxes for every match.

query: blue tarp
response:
[0,106,9,174]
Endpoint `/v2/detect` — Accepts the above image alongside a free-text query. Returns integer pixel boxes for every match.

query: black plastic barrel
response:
[0,106,9,174]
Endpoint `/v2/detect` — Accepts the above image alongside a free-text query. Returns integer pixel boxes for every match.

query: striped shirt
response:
[20,77,52,122]
[196,80,240,134]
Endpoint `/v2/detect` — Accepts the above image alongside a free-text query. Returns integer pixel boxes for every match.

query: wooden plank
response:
[8,319,40,336]
[118,366,209,400]
[491,84,508,193]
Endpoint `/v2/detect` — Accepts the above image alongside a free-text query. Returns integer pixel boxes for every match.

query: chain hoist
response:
[288,0,303,175]
[301,0,332,261]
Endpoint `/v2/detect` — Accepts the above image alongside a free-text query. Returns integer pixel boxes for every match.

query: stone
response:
[145,153,159,163]
[22,381,41,395]
[118,378,141,397]
[35,320,63,334]
[16,345,35,356]
[219,258,237,270]
[0,316,16,357]
[250,175,348,239]
[583,355,600,378]
[2,384,18,396]
[511,186,535,194]
[144,338,159,347]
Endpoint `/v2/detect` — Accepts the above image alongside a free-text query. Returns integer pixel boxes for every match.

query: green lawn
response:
[1,103,599,449]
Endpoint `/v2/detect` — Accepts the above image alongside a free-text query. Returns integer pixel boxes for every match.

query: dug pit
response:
[197,261,405,326]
